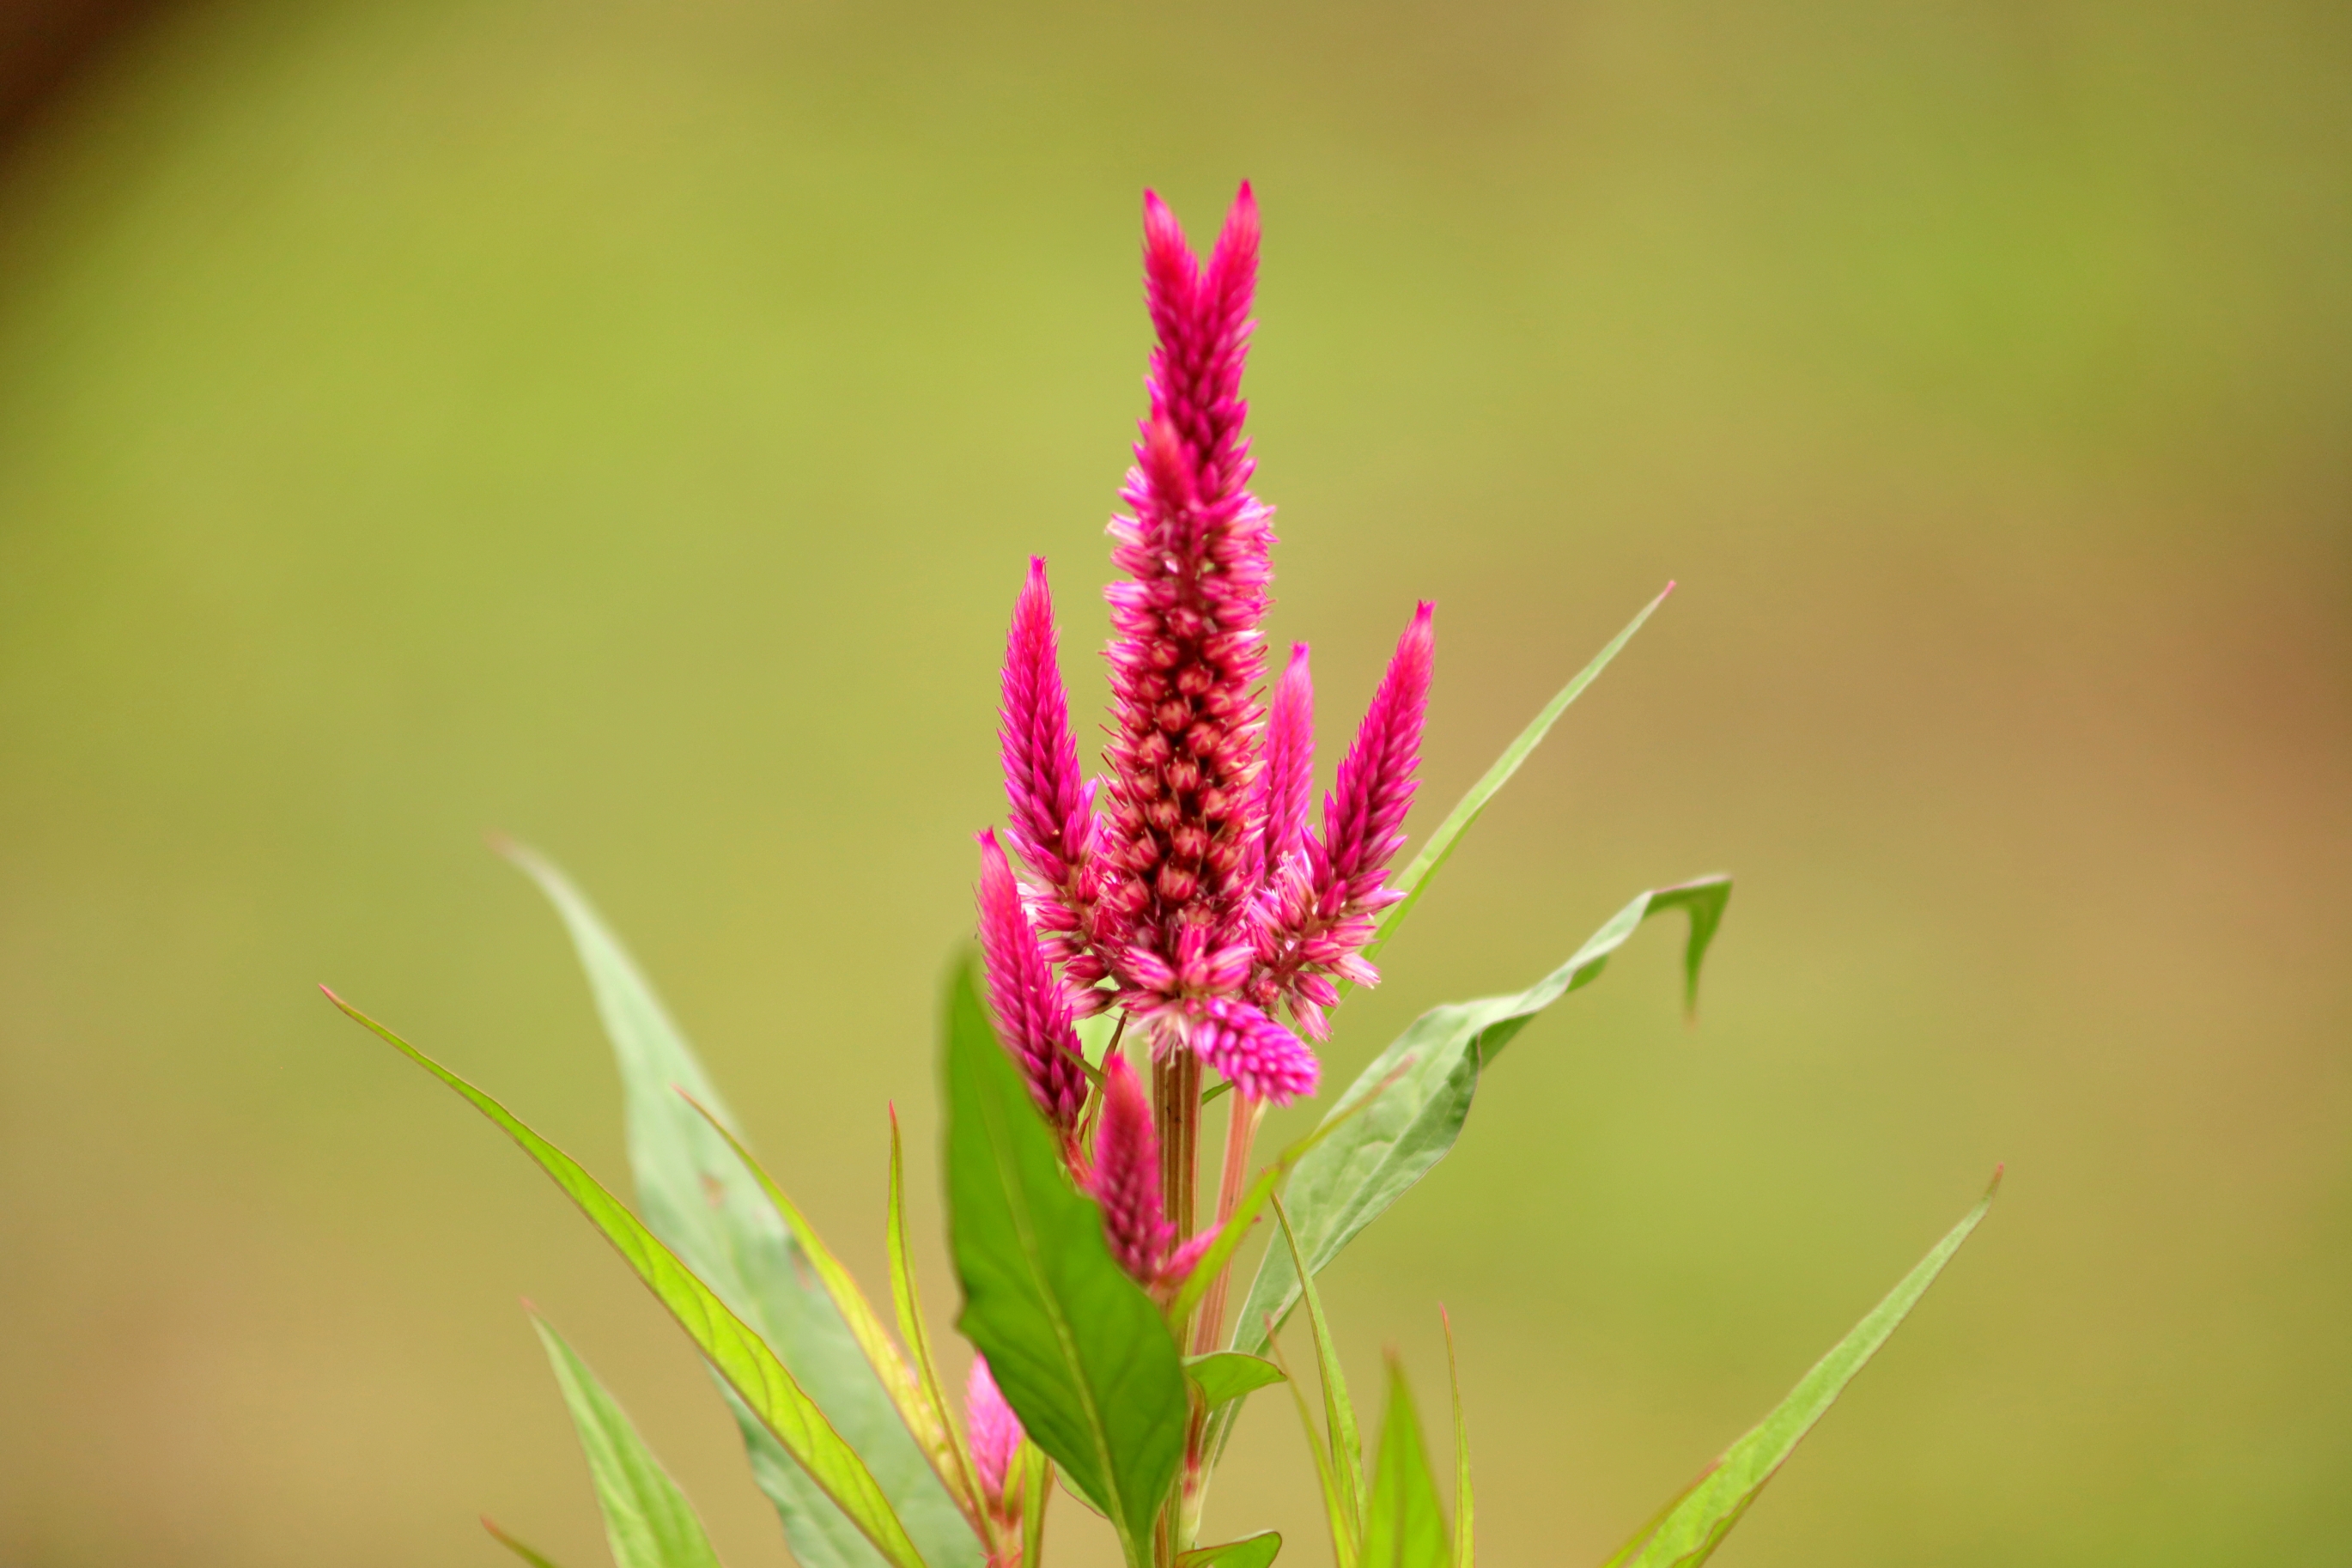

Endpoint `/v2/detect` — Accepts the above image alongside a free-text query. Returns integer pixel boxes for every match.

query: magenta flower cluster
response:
[975,185,1434,1292]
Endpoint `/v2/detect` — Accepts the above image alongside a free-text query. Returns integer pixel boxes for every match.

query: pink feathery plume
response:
[997,557,1107,994]
[1090,1052,1174,1285]
[1097,184,1274,1018]
[964,1354,1024,1506]
[1189,998,1319,1106]
[1265,603,1434,1038]
[975,830,1089,1138]
[1259,641,1315,892]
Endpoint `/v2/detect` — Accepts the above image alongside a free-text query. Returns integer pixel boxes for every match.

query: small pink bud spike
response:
[975,830,1089,1137]
[1101,184,1275,1026]
[1189,998,1319,1105]
[1260,641,1315,886]
[1091,1051,1174,1285]
[1263,602,1435,1037]
[998,557,1109,994]
[964,1354,1024,1508]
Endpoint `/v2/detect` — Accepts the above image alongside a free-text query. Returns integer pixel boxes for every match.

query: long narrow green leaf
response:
[1018,1443,1053,1568]
[1619,1172,2003,1568]
[1441,1312,1471,1568]
[1261,1326,1350,1568]
[1362,1358,1449,1568]
[1184,1352,1287,1409]
[685,1094,984,1533]
[1232,878,1730,1363]
[530,1311,726,1568]
[504,845,975,1568]
[483,1517,571,1568]
[888,1107,988,1522]
[1365,584,1674,969]
[1273,1197,1362,1560]
[941,956,1188,1568]
[1178,1531,1284,1568]
[326,991,928,1568]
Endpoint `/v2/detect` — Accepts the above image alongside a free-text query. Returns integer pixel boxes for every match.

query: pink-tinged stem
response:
[1189,1091,1264,1356]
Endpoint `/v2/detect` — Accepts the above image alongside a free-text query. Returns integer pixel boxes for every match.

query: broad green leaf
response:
[1179,1531,1284,1568]
[326,992,929,1568]
[1441,1312,1471,1568]
[1261,1326,1350,1568]
[504,845,976,1568]
[1273,1197,1362,1565]
[483,1517,571,1568]
[941,956,1188,1568]
[1185,1352,1287,1409]
[1617,1173,2003,1568]
[1364,584,1674,970]
[530,1311,726,1568]
[1232,878,1729,1364]
[686,1096,984,1533]
[1362,1358,1449,1568]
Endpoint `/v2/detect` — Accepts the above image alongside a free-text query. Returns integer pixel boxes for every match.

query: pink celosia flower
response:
[975,829,1089,1139]
[1090,1052,1175,1285]
[996,557,1108,995]
[1096,185,1274,1020]
[1261,603,1435,1039]
[964,1354,1024,1506]
[1189,996,1319,1104]
[1258,642,1315,889]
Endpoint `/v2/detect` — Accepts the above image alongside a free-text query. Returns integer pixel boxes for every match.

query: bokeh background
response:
[0,1,2345,1564]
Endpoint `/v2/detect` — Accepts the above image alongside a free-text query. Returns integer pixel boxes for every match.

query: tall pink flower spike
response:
[1091,1051,1176,1285]
[1097,186,1273,1005]
[975,830,1089,1140]
[1261,602,1436,1040]
[996,557,1108,997]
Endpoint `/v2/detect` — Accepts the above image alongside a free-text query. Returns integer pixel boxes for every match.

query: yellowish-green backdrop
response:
[0,1,2344,1564]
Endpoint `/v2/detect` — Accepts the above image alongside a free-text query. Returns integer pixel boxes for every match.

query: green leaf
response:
[887,1107,991,1527]
[940,954,1188,1568]
[1178,1531,1284,1568]
[1364,585,1674,971]
[1232,878,1730,1362]
[529,1310,726,1568]
[685,1095,985,1534]
[326,991,929,1568]
[1616,1172,2003,1568]
[1362,1358,1449,1568]
[1185,1352,1287,1409]
[1273,1196,1362,1565]
[1018,1443,1053,1568]
[1441,1312,1471,1568]
[1261,1325,1350,1568]
[483,1517,571,1568]
[503,844,976,1568]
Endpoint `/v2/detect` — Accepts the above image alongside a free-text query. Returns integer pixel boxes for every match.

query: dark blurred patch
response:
[0,0,172,151]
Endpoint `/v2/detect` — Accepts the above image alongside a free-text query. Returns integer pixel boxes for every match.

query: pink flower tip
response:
[964,1354,1024,1504]
[1189,999,1318,1106]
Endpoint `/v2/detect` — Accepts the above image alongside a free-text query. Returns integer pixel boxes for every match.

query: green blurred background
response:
[0,0,2344,1563]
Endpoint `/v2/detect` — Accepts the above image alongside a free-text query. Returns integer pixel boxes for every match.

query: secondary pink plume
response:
[975,830,1089,1138]
[1189,998,1319,1105]
[1259,642,1315,890]
[964,1355,1024,1505]
[1261,603,1435,1037]
[1090,1052,1174,1285]
[997,557,1107,994]
[1097,185,1274,1026]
